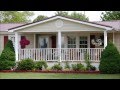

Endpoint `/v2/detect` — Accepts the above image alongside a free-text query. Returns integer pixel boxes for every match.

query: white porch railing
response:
[61,48,104,62]
[18,48,59,61]
[18,48,104,62]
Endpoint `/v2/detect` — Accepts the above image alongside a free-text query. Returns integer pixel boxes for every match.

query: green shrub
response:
[35,60,48,70]
[4,40,15,52]
[89,65,96,71]
[51,63,63,70]
[99,42,120,74]
[72,63,85,71]
[64,61,71,69]
[0,61,15,70]
[0,40,15,70]
[0,49,15,62]
[17,58,35,70]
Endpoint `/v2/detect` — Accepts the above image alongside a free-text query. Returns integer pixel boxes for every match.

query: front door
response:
[51,36,56,48]
[38,36,49,48]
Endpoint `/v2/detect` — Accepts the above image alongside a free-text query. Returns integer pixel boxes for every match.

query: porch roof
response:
[8,15,113,32]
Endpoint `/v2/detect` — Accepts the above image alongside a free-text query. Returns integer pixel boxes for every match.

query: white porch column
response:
[34,34,36,48]
[104,31,107,48]
[15,32,19,61]
[58,31,61,62]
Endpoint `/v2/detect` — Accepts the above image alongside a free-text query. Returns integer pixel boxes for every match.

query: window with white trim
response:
[61,36,65,48]
[67,36,76,48]
[79,36,88,48]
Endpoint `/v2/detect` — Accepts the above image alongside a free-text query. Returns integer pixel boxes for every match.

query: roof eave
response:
[8,15,113,32]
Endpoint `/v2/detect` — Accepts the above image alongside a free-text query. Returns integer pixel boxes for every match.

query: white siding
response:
[20,34,34,48]
[0,34,4,54]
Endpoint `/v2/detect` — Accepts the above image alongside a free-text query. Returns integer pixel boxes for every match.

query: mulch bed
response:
[0,70,100,74]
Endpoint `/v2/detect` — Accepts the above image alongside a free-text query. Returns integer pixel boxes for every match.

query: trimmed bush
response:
[51,63,63,70]
[17,59,35,70]
[35,60,48,70]
[72,63,85,71]
[0,40,15,70]
[99,42,120,74]
[0,61,15,70]
[0,49,15,62]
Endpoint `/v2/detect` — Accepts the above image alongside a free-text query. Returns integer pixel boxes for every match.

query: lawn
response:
[0,73,120,79]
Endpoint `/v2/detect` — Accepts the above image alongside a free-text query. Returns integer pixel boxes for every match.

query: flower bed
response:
[0,70,100,74]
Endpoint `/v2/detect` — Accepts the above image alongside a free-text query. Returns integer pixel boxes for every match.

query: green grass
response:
[0,73,120,79]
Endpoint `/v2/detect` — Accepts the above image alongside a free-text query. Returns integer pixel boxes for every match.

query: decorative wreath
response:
[20,37,30,48]
[91,38,103,46]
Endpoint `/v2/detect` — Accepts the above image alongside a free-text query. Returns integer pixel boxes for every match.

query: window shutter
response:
[4,36,8,48]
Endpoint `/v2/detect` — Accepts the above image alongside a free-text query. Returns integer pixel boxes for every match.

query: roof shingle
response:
[94,20,120,31]
[0,23,25,31]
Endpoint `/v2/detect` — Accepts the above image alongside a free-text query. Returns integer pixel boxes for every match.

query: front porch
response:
[9,16,114,63]
[15,31,108,62]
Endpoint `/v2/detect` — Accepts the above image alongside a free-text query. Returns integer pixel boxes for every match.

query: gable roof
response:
[94,20,120,31]
[8,15,113,32]
[0,23,25,32]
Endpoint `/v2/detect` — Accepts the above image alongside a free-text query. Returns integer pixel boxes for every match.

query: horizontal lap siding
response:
[0,35,5,54]
[108,33,113,42]
[114,33,120,52]
[24,34,34,48]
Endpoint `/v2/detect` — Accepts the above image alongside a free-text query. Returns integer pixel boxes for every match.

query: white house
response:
[0,15,120,69]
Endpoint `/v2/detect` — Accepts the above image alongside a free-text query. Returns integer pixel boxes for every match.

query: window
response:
[61,36,65,48]
[67,36,76,48]
[79,36,88,48]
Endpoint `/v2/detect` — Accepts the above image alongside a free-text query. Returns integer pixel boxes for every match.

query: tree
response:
[55,11,69,17]
[101,11,120,21]
[99,42,120,74]
[33,15,48,22]
[0,11,34,23]
[55,11,89,21]
[70,11,89,21]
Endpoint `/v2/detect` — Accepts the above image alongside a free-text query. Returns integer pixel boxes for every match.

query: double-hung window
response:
[79,36,88,48]
[67,36,76,48]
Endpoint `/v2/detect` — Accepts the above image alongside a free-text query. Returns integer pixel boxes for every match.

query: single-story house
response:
[0,15,120,69]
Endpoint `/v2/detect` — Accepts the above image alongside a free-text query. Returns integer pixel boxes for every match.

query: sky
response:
[31,11,105,21]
